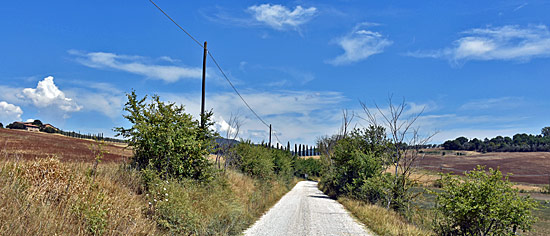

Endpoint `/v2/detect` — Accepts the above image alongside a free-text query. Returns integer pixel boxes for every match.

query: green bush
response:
[230,141,275,180]
[433,166,540,235]
[114,91,215,181]
[319,127,387,200]
[294,158,323,178]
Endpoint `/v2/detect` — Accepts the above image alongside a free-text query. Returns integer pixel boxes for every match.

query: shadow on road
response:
[307,195,332,199]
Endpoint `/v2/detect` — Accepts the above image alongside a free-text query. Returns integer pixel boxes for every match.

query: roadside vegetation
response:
[317,99,543,236]
[0,91,321,235]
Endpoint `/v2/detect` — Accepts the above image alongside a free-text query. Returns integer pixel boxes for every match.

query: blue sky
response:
[1,0,549,145]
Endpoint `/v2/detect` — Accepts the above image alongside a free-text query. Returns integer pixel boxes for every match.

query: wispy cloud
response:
[408,24,550,64]
[327,23,393,65]
[69,50,202,82]
[0,101,23,124]
[247,4,317,31]
[459,97,524,111]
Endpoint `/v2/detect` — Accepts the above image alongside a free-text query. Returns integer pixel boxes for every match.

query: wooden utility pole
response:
[200,41,207,129]
[269,124,272,149]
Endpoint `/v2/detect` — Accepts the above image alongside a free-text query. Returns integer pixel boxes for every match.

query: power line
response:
[148,0,203,48]
[206,51,270,128]
[148,0,284,144]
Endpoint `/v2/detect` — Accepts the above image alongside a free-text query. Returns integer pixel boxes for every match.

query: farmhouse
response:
[12,122,41,132]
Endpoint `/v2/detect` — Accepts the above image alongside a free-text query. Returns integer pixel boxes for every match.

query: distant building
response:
[13,122,41,132]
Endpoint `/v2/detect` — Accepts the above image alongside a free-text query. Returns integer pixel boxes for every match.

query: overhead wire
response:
[149,0,284,145]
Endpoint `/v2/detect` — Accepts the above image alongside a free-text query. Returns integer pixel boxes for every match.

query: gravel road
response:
[243,181,374,236]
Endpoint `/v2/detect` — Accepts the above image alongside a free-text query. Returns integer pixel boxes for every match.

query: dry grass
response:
[0,157,159,235]
[0,157,298,235]
[338,197,433,236]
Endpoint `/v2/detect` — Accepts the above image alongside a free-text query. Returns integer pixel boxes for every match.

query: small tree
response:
[361,97,436,213]
[32,119,43,127]
[542,126,550,137]
[434,166,539,236]
[114,91,215,181]
[0,122,3,128]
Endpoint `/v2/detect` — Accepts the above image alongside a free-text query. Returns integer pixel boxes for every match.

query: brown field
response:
[0,128,131,162]
[416,149,550,185]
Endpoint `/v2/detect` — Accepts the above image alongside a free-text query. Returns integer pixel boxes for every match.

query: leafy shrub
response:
[294,158,323,178]
[114,91,215,181]
[319,128,386,200]
[230,141,275,180]
[433,166,540,235]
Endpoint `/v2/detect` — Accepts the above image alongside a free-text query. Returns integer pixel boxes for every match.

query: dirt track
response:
[244,181,373,236]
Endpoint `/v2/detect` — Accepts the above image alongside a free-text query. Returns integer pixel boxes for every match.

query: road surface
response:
[243,181,374,236]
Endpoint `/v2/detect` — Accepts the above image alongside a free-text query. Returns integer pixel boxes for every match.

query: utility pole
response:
[200,41,207,129]
[269,124,272,149]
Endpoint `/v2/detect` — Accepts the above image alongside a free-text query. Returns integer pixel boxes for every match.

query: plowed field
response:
[0,128,131,162]
[417,150,550,185]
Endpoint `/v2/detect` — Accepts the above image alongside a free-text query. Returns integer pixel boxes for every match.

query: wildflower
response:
[148,202,152,205]
[163,187,166,191]
[154,199,157,202]
[165,199,168,202]
[165,193,168,196]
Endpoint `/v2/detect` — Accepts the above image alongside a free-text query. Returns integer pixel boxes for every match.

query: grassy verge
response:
[0,158,297,235]
[338,197,432,236]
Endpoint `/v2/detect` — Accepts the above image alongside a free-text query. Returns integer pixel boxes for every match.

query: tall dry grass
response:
[0,157,159,235]
[338,197,433,236]
[0,157,297,235]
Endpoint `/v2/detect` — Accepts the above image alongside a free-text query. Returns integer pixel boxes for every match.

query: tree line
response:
[442,126,550,152]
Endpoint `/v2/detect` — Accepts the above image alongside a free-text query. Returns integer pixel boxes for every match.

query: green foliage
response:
[72,191,108,236]
[6,122,25,129]
[0,122,3,128]
[294,158,323,178]
[319,126,388,201]
[31,119,43,127]
[433,166,540,235]
[114,91,215,181]
[542,126,550,137]
[229,141,275,180]
[271,148,294,179]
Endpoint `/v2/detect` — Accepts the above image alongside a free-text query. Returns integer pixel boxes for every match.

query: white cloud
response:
[70,50,202,82]
[328,23,393,65]
[0,101,23,124]
[408,24,550,64]
[247,4,317,31]
[22,76,82,112]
